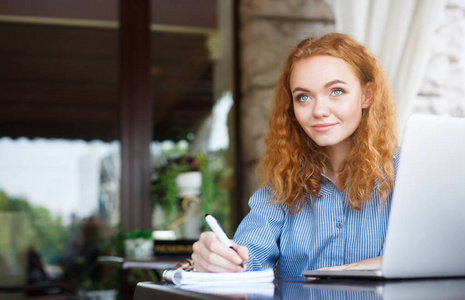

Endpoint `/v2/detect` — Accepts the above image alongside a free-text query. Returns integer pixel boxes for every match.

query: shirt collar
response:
[319,173,337,196]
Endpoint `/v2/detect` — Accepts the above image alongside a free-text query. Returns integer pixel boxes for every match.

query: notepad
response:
[162,268,275,286]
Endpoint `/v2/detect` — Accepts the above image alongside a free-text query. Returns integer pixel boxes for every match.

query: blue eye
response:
[331,89,344,96]
[298,95,310,102]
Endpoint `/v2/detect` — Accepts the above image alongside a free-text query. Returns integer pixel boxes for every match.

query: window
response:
[149,0,236,237]
[0,0,120,291]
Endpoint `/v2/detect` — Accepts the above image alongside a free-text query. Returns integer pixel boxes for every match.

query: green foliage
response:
[203,150,234,236]
[152,154,206,228]
[0,189,69,265]
[30,206,68,263]
[151,150,234,236]
[124,228,152,240]
[0,191,30,212]
[106,224,125,257]
[198,152,214,215]
[157,162,191,226]
[0,190,7,210]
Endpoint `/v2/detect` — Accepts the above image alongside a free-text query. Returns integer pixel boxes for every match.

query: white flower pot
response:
[176,171,202,197]
[124,238,153,260]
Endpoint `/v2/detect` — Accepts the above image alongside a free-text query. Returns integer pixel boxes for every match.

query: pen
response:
[205,214,244,268]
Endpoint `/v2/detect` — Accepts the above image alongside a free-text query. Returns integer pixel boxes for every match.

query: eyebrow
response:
[292,79,348,94]
[324,79,347,88]
[292,87,310,94]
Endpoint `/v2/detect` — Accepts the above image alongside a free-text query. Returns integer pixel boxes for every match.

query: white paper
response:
[163,268,275,286]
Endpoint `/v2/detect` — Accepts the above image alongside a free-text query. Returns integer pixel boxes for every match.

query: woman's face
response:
[290,55,372,152]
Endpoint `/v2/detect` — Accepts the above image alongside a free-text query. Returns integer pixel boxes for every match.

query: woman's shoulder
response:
[248,186,288,212]
[249,186,274,205]
[394,146,401,159]
[393,146,401,171]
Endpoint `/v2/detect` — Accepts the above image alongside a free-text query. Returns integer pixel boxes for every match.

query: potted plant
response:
[153,152,214,232]
[124,229,153,260]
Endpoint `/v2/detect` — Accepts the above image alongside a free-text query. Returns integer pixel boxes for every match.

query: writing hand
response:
[191,232,248,272]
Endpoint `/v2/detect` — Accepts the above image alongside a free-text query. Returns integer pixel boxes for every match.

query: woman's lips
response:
[312,123,337,132]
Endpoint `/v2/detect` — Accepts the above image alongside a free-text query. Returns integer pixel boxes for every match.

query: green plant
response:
[153,152,215,228]
[157,161,191,226]
[106,224,125,257]
[197,152,214,215]
[124,229,152,240]
[0,189,69,265]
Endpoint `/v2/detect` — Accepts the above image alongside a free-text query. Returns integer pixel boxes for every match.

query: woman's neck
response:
[324,141,351,190]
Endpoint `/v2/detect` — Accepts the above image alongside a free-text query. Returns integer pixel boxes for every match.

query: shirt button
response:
[336,221,343,228]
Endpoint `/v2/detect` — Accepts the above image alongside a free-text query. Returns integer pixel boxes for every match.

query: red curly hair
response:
[261,33,398,212]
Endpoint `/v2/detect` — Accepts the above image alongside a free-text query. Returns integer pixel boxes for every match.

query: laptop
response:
[303,114,465,279]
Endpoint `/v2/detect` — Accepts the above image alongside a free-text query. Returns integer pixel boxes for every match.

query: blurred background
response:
[1,0,464,299]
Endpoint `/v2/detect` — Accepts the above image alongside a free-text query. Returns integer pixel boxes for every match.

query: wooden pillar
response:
[120,0,152,231]
[232,0,244,227]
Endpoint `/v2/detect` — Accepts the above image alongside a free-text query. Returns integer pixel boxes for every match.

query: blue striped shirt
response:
[233,151,400,278]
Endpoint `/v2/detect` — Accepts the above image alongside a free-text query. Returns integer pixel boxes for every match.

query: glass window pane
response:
[0,0,120,296]
[150,0,236,239]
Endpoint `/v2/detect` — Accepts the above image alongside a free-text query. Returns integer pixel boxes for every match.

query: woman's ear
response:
[362,82,373,108]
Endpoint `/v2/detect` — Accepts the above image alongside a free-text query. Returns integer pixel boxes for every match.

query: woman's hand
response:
[316,256,382,271]
[191,231,248,273]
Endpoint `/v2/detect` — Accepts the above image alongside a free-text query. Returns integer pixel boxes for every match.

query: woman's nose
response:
[312,98,330,118]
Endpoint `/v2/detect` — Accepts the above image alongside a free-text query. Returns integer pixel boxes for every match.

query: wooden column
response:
[120,0,152,231]
[232,0,244,227]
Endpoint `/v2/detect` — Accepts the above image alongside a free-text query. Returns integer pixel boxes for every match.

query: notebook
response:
[303,114,465,279]
[162,268,275,285]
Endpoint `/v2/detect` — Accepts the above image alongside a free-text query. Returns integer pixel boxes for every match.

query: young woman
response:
[191,33,399,278]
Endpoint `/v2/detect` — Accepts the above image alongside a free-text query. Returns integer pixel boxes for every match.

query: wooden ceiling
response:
[0,0,217,142]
